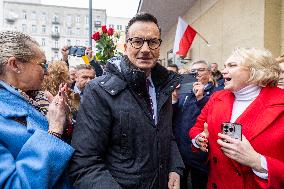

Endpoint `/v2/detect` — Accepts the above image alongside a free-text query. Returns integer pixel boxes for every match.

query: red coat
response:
[190,87,284,189]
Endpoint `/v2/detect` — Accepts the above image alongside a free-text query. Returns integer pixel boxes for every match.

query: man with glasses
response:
[172,60,223,189]
[69,13,184,189]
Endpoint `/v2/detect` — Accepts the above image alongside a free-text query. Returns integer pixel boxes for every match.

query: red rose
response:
[107,28,114,36]
[92,32,100,41]
[102,25,107,33]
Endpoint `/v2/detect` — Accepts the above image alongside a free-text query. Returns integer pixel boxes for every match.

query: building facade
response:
[106,16,130,53]
[138,0,284,69]
[1,0,106,61]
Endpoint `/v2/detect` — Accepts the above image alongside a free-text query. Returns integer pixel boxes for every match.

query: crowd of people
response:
[0,12,283,189]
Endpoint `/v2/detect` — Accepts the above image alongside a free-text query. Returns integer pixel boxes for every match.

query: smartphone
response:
[221,122,242,141]
[68,46,86,57]
[178,73,198,94]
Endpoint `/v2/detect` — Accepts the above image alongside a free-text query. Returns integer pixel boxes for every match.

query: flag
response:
[173,17,197,57]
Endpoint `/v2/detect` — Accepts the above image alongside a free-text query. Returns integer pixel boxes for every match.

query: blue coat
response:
[173,82,222,172]
[0,81,74,189]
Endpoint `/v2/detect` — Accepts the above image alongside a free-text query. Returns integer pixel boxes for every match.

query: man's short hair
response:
[125,12,161,39]
[167,64,178,71]
[0,30,39,75]
[76,64,95,72]
[191,60,210,70]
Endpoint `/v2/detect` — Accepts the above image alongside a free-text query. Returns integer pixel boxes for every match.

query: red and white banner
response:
[173,17,197,57]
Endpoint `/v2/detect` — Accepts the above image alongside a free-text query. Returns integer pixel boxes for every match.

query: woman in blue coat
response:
[0,31,74,188]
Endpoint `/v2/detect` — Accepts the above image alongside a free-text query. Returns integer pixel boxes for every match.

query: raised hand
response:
[196,122,209,152]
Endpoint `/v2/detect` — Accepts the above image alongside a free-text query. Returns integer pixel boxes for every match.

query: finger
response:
[168,179,174,189]
[204,122,209,136]
[218,133,238,144]
[217,138,234,149]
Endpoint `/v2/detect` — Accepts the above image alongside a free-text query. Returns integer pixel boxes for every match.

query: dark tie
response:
[146,79,154,120]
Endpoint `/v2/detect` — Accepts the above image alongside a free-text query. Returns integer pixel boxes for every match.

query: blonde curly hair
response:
[42,61,80,112]
[230,47,280,87]
[42,60,70,96]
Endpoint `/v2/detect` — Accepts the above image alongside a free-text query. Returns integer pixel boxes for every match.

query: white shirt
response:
[146,76,158,125]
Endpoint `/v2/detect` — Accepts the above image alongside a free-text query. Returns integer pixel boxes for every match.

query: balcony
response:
[5,11,18,24]
[51,47,59,51]
[51,32,60,39]
[94,20,101,27]
[52,18,60,25]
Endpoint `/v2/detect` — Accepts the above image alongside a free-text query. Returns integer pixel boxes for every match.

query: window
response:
[76,28,80,36]
[22,11,27,19]
[117,25,122,30]
[53,14,59,23]
[41,38,46,46]
[85,16,88,24]
[31,25,37,33]
[31,11,36,20]
[54,25,59,33]
[109,24,114,29]
[42,25,46,33]
[22,24,27,32]
[67,39,71,46]
[66,15,72,24]
[96,15,100,21]
[85,28,89,35]
[41,12,47,21]
[76,15,80,23]
[85,40,89,46]
[67,27,72,35]
[54,40,59,48]
[54,52,59,59]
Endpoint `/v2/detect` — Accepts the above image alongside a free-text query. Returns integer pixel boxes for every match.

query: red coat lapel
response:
[236,87,284,141]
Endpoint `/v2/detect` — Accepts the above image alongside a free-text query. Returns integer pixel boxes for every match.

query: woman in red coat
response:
[189,47,284,189]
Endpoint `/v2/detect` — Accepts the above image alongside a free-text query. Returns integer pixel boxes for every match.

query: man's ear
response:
[124,43,127,52]
[6,57,22,73]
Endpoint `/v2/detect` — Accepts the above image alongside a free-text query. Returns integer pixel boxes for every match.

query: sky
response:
[41,0,140,18]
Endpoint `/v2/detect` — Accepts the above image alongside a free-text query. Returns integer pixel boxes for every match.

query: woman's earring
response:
[17,70,21,74]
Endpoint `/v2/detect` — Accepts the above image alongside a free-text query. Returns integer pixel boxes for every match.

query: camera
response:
[221,122,242,142]
[178,72,198,94]
[68,46,86,57]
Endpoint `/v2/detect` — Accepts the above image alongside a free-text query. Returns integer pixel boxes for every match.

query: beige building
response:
[138,0,284,68]
[1,0,106,61]
[106,16,130,53]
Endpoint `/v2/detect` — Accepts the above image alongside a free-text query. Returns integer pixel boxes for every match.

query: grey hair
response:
[0,30,39,75]
[191,60,211,70]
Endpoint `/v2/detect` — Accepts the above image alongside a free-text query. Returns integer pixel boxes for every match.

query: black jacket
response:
[173,82,222,172]
[69,56,184,189]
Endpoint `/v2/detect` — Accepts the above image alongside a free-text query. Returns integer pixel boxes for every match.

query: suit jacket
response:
[190,87,284,189]
[0,81,74,189]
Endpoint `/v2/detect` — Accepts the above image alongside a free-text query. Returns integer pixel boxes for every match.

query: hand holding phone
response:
[221,122,242,142]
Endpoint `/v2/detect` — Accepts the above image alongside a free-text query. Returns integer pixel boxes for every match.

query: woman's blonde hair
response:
[276,55,284,65]
[230,47,280,87]
[42,60,69,96]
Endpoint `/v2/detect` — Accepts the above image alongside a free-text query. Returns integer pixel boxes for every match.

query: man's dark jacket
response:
[69,56,185,189]
[173,82,222,172]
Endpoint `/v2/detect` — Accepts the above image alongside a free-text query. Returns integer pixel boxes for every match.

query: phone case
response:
[221,122,242,141]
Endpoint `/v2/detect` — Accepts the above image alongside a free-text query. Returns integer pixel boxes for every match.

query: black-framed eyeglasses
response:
[127,37,162,50]
[190,68,208,73]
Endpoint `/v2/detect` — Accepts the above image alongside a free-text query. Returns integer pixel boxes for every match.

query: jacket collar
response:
[105,56,182,95]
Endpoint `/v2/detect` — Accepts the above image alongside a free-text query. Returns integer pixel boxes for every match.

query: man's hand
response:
[168,172,180,189]
[193,82,205,100]
[61,45,70,62]
[172,84,180,104]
